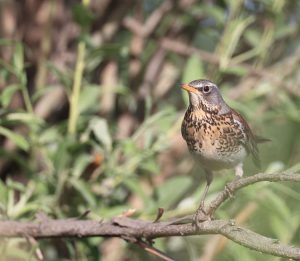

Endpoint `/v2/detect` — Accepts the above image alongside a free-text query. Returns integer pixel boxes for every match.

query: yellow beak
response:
[181,83,198,93]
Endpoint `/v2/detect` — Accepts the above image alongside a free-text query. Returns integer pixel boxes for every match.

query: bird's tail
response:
[254,135,271,143]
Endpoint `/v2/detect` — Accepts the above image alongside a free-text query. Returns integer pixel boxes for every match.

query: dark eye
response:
[202,85,211,93]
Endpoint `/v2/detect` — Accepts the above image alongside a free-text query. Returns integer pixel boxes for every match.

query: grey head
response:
[181,79,230,114]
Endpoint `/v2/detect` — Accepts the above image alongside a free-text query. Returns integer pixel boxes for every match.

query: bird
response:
[181,79,268,226]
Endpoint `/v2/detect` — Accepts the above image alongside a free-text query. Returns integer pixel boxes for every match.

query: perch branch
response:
[0,172,299,260]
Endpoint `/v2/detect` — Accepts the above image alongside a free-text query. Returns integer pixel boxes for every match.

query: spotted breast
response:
[181,106,248,171]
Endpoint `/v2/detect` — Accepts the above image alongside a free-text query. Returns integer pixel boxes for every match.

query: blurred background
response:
[0,0,300,260]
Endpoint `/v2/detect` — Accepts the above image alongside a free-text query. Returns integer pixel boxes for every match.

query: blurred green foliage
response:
[0,0,300,260]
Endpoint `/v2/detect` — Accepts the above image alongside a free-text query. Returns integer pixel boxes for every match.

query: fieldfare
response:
[181,79,268,226]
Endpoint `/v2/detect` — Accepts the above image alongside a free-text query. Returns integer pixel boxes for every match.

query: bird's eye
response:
[202,85,211,93]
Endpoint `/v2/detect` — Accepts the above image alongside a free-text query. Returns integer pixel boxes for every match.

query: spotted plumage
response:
[181,79,268,225]
[181,103,258,171]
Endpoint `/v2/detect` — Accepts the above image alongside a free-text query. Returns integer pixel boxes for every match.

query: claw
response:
[193,207,211,228]
[225,183,235,198]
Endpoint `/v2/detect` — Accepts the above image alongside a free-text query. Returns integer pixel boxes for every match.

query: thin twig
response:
[26,236,44,260]
[135,240,176,261]
[122,0,174,38]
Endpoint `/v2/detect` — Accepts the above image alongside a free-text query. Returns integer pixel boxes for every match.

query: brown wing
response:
[231,110,261,168]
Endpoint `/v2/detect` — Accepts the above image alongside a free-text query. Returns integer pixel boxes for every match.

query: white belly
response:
[194,144,247,171]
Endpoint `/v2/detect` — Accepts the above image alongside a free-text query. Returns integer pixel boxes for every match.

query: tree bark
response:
[1,172,300,260]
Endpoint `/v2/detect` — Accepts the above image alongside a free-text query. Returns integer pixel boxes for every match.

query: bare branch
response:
[0,172,300,260]
[0,217,300,259]
[205,172,300,215]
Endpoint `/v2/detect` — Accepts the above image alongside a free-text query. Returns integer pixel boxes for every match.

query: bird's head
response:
[181,79,230,114]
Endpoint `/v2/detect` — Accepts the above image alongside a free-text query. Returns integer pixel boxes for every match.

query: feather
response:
[254,135,271,143]
[231,110,267,169]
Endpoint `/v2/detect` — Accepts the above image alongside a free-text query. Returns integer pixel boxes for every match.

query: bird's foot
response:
[192,206,211,228]
[225,176,241,198]
[224,183,234,198]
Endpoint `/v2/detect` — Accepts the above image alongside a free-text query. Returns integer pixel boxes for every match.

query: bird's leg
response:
[234,162,244,179]
[225,163,244,198]
[193,169,213,227]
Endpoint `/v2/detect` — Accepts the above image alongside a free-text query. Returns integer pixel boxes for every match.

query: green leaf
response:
[244,29,261,47]
[132,108,175,141]
[6,112,44,126]
[218,16,255,68]
[7,181,36,218]
[98,205,128,218]
[78,85,101,114]
[264,190,290,220]
[0,126,29,151]
[72,154,92,178]
[270,215,287,239]
[0,180,8,211]
[286,163,300,173]
[181,56,204,106]
[47,63,72,93]
[191,5,225,25]
[38,126,60,144]
[157,176,192,209]
[13,43,24,74]
[140,157,160,174]
[220,66,247,76]
[69,178,96,207]
[6,179,26,192]
[0,38,14,46]
[182,56,204,84]
[89,117,112,151]
[72,4,95,27]
[1,84,21,107]
[123,178,151,205]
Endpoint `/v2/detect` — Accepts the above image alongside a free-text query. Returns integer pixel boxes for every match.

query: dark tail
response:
[254,135,271,143]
